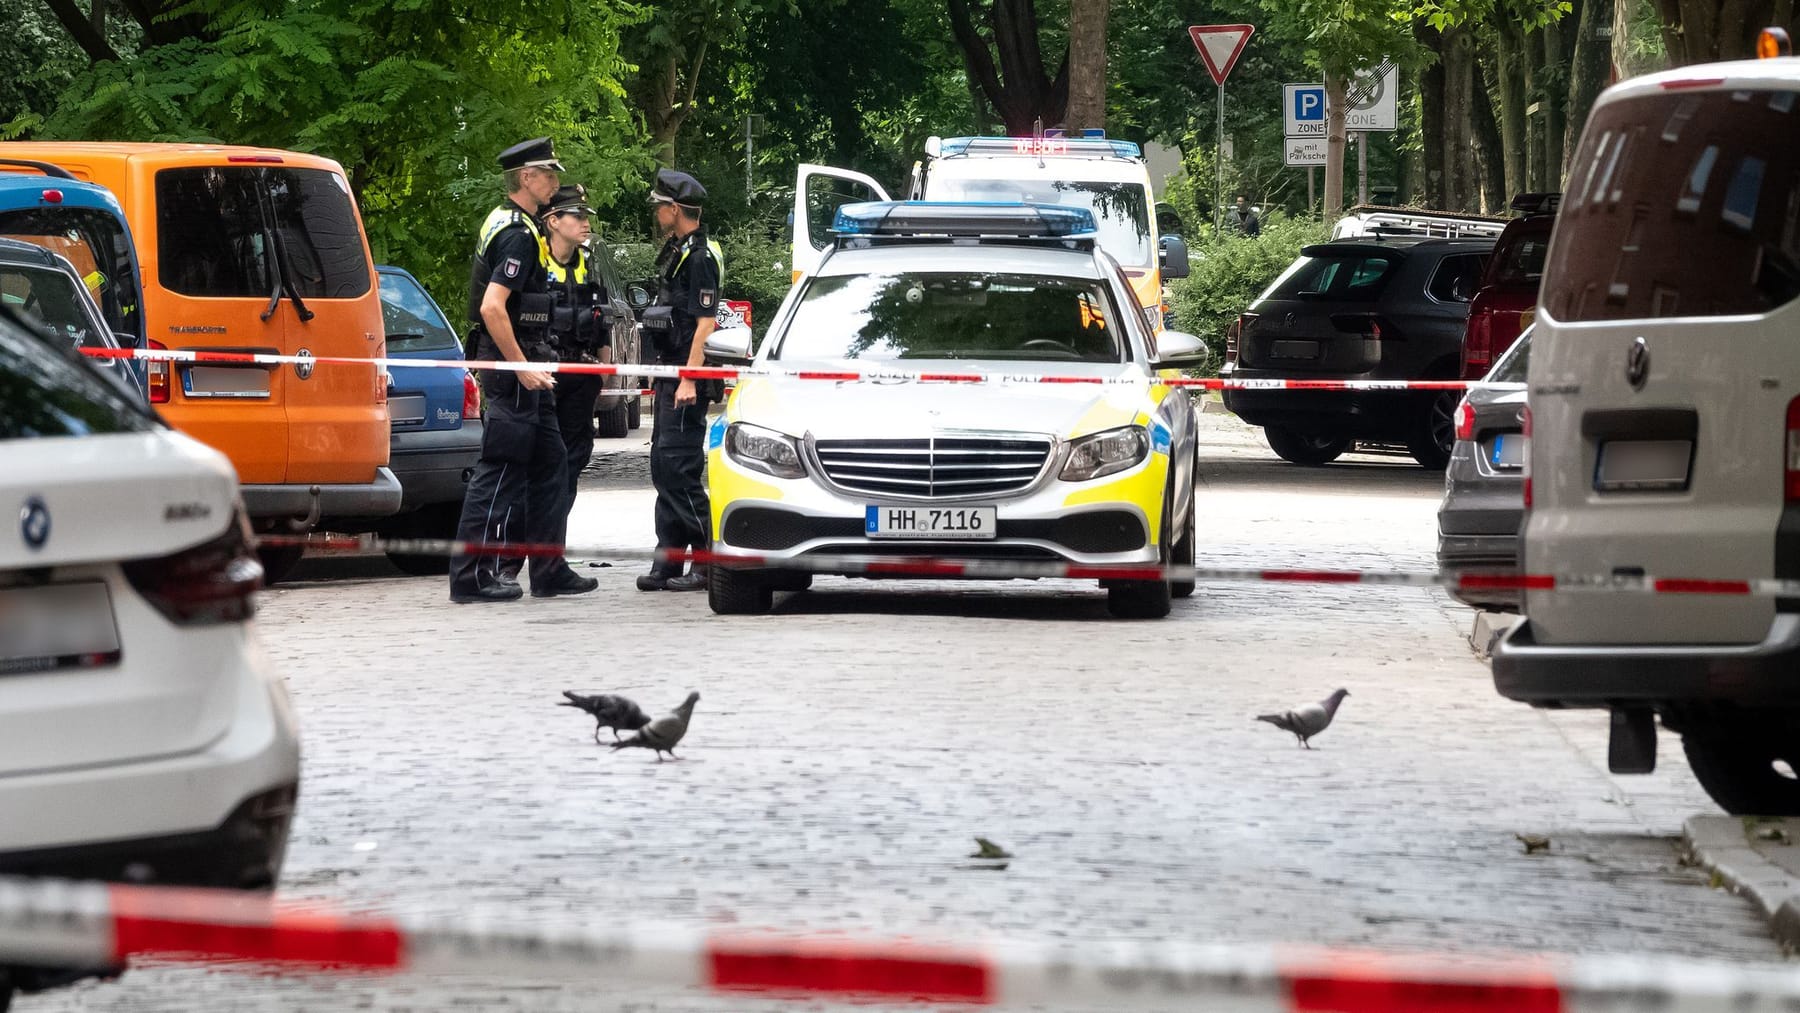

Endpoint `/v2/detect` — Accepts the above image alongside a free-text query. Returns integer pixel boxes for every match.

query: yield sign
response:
[1188,24,1255,86]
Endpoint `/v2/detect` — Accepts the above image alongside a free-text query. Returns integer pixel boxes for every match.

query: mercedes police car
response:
[704,202,1210,619]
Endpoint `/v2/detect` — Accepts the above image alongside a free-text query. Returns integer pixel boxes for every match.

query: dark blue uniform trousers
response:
[648,379,711,578]
[449,371,568,594]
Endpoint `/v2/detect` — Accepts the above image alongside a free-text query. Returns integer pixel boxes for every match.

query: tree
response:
[1065,0,1109,131]
[1655,0,1795,63]
[946,0,1069,133]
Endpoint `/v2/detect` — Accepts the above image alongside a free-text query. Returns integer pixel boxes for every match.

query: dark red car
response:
[1459,193,1557,379]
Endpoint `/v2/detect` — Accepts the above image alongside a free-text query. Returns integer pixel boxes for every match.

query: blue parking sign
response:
[1283,83,1327,137]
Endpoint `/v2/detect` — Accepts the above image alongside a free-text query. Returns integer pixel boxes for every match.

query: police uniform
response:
[448,138,589,603]
[541,185,610,550]
[638,169,722,592]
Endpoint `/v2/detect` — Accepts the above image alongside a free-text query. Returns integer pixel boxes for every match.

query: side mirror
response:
[705,325,754,365]
[1152,329,1211,371]
[114,331,141,349]
[1159,235,1191,281]
[628,285,652,310]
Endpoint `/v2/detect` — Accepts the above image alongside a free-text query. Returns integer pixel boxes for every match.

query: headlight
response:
[726,422,806,479]
[1060,425,1149,482]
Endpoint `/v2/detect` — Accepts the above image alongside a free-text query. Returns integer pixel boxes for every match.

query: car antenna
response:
[1034,117,1046,170]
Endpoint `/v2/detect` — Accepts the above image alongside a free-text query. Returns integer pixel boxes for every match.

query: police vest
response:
[672,237,725,294]
[546,248,608,354]
[465,203,549,325]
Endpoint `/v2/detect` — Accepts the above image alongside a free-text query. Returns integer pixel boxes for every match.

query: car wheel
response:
[383,503,459,577]
[709,564,773,615]
[596,397,630,439]
[1264,425,1352,466]
[1407,392,1458,471]
[255,544,305,586]
[627,390,643,431]
[1682,720,1800,815]
[767,569,813,593]
[1170,483,1196,600]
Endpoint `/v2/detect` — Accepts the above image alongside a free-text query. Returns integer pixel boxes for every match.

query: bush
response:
[1166,213,1327,372]
[601,220,794,338]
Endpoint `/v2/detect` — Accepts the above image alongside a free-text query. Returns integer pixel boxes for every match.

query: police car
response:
[704,202,1209,619]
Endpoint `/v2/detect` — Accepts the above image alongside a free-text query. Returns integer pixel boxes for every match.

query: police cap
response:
[540,183,593,218]
[497,137,564,173]
[648,168,706,209]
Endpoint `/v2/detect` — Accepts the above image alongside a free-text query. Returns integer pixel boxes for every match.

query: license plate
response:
[1595,439,1693,492]
[183,365,270,399]
[388,394,427,426]
[1270,340,1319,359]
[0,582,121,676]
[1489,433,1525,469]
[865,505,998,540]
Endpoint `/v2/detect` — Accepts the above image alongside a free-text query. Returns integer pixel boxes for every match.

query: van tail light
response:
[1462,310,1493,379]
[1454,398,1475,442]
[1521,404,1534,509]
[147,339,170,404]
[376,369,389,406]
[462,370,481,419]
[122,509,262,626]
[1785,397,1800,501]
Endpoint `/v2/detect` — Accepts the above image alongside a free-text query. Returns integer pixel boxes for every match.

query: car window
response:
[931,178,1154,266]
[1487,230,1550,286]
[773,271,1126,363]
[378,271,460,353]
[1427,254,1488,303]
[156,166,371,300]
[805,176,885,253]
[0,306,156,439]
[0,262,105,349]
[1492,328,1531,382]
[1261,251,1398,303]
[0,207,140,340]
[1544,88,1800,320]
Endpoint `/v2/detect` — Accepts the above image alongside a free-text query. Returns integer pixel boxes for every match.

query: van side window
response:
[1543,88,1800,321]
[156,167,370,300]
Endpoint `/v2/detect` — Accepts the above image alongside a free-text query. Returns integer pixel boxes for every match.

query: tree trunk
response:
[1471,51,1506,213]
[1524,26,1546,190]
[1323,70,1349,217]
[1440,25,1480,212]
[1567,0,1615,156]
[1415,21,1446,209]
[947,0,1070,134]
[1542,17,1567,186]
[639,38,708,167]
[41,0,121,62]
[1495,21,1528,199]
[1065,0,1109,131]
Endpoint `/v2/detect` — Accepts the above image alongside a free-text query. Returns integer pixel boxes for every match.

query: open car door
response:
[791,164,890,283]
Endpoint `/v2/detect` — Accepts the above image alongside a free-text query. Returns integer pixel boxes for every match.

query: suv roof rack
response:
[930,135,1142,161]
[1332,204,1508,240]
[830,202,1098,246]
[0,158,78,181]
[1508,191,1562,215]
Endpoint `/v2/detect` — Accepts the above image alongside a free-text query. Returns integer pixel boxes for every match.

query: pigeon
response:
[1515,832,1552,854]
[969,838,1014,859]
[1255,688,1349,749]
[610,691,700,761]
[559,691,651,744]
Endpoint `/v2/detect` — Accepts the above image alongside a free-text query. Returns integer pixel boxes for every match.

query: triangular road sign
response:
[1188,24,1255,86]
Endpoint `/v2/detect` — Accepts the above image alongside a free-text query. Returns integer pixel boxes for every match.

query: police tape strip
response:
[259,533,1800,599]
[4,875,1800,1010]
[77,346,1484,392]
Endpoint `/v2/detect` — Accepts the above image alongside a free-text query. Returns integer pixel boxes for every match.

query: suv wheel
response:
[1264,426,1352,466]
[255,543,305,585]
[1407,393,1458,470]
[383,503,459,577]
[709,565,773,615]
[596,397,630,439]
[1681,721,1800,815]
[627,391,643,431]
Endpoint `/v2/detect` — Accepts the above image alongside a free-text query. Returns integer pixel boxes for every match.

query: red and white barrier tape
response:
[79,346,1484,392]
[3,875,1798,1009]
[261,533,1800,599]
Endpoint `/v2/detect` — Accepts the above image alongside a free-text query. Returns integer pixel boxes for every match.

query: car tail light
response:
[227,154,285,164]
[1454,398,1475,442]
[147,339,170,404]
[375,369,388,406]
[40,189,63,204]
[123,510,263,626]
[1521,404,1533,509]
[462,370,481,419]
[1785,397,1800,502]
[1226,314,1245,364]
[1462,309,1492,379]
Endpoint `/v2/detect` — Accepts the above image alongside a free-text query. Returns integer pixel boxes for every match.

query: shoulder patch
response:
[699,288,716,308]
[503,258,521,279]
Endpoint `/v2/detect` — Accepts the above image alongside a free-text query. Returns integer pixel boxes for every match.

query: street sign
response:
[1284,83,1326,137]
[1344,62,1399,132]
[1284,137,1328,167]
[1187,25,1255,86]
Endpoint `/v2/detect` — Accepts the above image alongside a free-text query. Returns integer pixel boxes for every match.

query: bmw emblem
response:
[1626,336,1649,391]
[294,348,315,380]
[19,497,49,551]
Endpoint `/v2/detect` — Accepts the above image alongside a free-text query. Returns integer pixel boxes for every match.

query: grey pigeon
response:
[610,691,699,761]
[1256,688,1349,749]
[560,691,650,743]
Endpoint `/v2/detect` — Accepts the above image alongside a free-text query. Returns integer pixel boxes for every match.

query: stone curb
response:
[1683,815,1800,952]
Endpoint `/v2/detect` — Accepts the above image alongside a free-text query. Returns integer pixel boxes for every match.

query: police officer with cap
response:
[637,168,722,592]
[536,183,611,579]
[447,137,597,603]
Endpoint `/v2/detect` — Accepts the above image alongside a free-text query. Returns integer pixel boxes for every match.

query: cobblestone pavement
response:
[27,407,1784,1012]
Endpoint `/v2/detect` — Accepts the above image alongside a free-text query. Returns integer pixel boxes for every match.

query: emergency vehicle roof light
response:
[1508,192,1562,215]
[935,135,1142,159]
[831,201,1098,239]
[1758,27,1791,58]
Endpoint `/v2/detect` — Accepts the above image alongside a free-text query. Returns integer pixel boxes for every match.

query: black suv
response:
[1222,236,1494,469]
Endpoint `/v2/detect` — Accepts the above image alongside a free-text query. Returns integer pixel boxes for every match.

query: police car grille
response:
[813,437,1052,499]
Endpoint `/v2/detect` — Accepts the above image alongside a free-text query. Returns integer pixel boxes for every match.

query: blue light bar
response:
[831,201,1098,238]
[936,135,1142,159]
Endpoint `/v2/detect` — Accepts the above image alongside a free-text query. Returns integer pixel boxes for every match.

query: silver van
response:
[1491,46,1800,814]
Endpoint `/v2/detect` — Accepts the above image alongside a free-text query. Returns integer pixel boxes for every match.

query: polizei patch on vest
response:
[699,288,716,308]
[504,258,522,278]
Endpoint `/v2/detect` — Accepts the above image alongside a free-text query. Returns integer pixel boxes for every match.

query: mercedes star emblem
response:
[19,497,49,550]
[1626,336,1649,391]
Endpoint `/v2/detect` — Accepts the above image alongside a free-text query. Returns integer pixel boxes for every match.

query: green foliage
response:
[716,222,792,335]
[1165,213,1327,368]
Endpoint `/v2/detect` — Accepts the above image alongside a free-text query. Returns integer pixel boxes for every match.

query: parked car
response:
[1222,236,1495,469]
[1437,326,1529,611]
[0,142,402,582]
[707,201,1208,619]
[1490,40,1800,814]
[0,304,300,1005]
[1331,205,1507,241]
[586,238,643,438]
[1459,193,1557,379]
[368,265,483,575]
[0,235,141,399]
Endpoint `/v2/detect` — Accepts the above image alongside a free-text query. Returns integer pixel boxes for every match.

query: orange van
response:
[0,142,398,569]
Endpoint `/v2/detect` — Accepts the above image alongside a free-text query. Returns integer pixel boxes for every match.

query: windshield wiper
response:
[256,178,315,323]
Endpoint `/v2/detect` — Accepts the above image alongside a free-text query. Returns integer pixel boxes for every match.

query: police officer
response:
[447,137,597,603]
[538,183,611,576]
[637,168,723,592]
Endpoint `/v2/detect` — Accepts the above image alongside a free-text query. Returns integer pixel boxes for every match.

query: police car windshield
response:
[928,180,1152,266]
[774,271,1126,363]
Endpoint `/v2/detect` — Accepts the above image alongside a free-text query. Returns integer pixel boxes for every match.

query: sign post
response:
[1188,24,1255,235]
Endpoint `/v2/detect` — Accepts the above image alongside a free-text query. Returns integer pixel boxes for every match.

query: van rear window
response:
[156,167,371,300]
[1543,88,1800,321]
